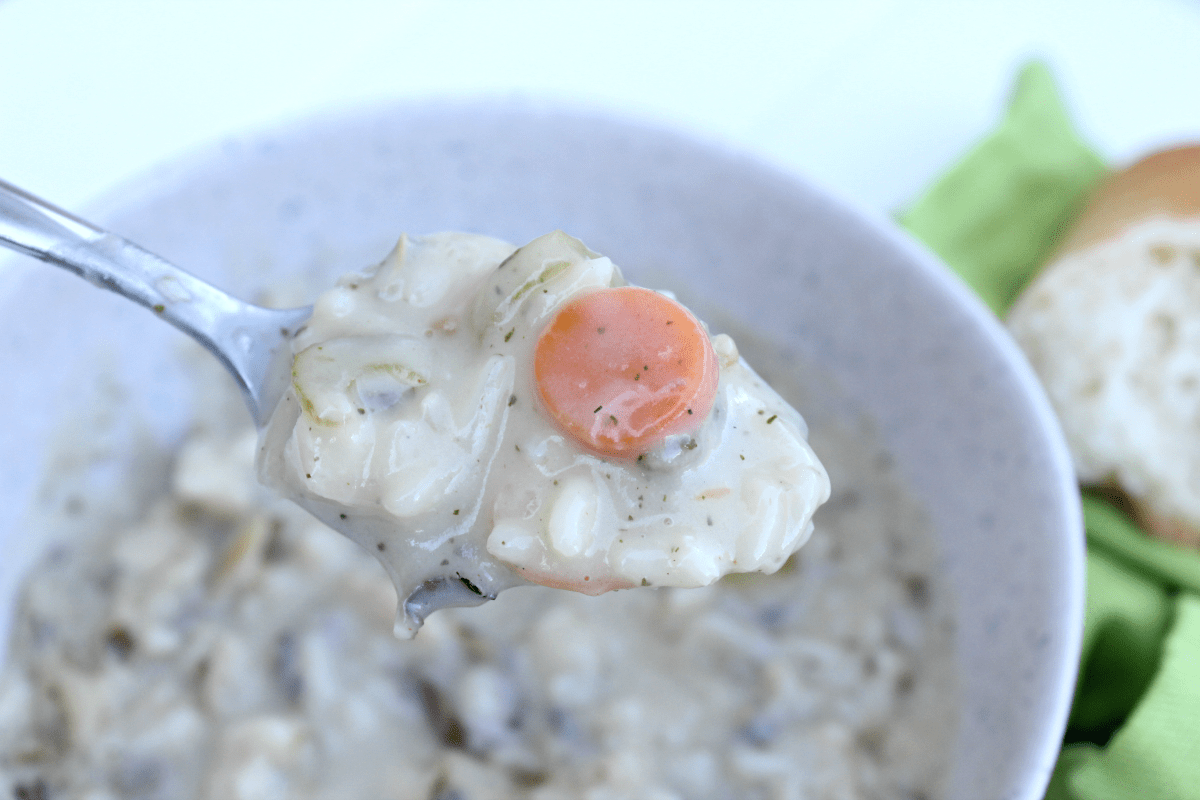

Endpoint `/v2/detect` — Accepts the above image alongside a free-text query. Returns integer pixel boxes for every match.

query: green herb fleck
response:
[766,414,777,424]
[458,574,483,596]
[106,626,136,659]
[504,328,515,342]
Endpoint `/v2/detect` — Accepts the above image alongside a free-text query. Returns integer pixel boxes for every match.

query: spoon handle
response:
[0,178,310,425]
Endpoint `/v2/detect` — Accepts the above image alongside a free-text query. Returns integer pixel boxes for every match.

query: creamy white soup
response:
[258,231,830,635]
[0,239,958,800]
[0,334,957,800]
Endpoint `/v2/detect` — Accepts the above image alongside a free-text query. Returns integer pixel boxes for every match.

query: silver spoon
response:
[0,178,484,630]
[0,177,309,426]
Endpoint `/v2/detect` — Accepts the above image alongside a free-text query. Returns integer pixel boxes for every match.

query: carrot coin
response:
[533,286,720,458]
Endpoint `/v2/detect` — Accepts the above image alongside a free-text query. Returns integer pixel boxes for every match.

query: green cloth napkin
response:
[899,62,1104,312]
[1048,595,1200,800]
[1083,493,1200,593]
[899,61,1200,800]
[1068,543,1169,736]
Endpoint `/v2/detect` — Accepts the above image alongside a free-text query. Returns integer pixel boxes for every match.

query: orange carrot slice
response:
[533,286,720,458]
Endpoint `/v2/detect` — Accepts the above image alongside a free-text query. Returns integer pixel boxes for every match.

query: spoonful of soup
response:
[1,179,830,637]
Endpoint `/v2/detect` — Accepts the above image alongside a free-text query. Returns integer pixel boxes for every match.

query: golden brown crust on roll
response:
[1057,144,1200,255]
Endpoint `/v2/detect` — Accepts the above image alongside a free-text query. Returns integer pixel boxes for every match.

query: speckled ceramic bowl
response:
[0,102,1083,799]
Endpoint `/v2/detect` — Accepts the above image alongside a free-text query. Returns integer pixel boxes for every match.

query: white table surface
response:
[2,0,1199,241]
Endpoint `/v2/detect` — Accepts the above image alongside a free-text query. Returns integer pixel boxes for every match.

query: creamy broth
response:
[258,232,829,635]
[0,325,958,799]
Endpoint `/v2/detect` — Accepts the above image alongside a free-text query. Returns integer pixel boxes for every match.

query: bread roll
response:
[1007,145,1200,546]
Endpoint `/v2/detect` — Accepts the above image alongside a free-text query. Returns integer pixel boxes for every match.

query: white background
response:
[1,0,1198,225]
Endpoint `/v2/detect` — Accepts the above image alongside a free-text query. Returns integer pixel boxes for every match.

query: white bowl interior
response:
[0,102,1083,799]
